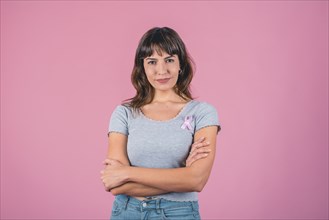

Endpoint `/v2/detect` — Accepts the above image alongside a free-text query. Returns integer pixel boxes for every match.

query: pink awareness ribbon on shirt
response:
[181,115,194,131]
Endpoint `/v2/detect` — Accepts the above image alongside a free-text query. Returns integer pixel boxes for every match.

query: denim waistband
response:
[115,194,199,213]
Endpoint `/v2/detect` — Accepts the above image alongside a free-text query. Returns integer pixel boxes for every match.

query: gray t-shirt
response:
[107,99,221,201]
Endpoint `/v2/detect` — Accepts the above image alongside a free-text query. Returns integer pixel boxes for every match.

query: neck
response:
[152,89,183,103]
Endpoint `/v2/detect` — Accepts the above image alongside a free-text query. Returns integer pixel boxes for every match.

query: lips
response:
[156,78,171,84]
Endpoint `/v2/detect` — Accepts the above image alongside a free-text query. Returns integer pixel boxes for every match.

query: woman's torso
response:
[133,99,192,200]
[110,98,219,201]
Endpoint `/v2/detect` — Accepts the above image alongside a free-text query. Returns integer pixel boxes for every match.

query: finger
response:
[191,137,204,146]
[186,148,211,166]
[193,140,210,150]
[185,156,191,167]
[190,142,204,154]
[198,153,209,159]
[188,148,210,161]
[196,141,210,149]
[103,158,120,166]
[187,153,209,166]
[104,185,110,191]
[194,137,206,145]
[186,150,199,166]
[190,141,210,155]
[188,148,198,158]
[109,159,121,166]
[103,159,111,165]
[196,147,212,154]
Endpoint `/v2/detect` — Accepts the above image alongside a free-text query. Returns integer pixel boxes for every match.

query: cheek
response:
[144,66,154,76]
[145,74,153,83]
[144,69,153,79]
[144,72,156,86]
[168,64,180,73]
[170,68,179,78]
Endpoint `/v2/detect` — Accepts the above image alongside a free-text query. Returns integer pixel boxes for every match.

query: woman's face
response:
[143,50,180,92]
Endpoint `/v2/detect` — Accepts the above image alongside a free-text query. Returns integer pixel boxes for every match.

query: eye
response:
[147,61,156,65]
[166,59,175,63]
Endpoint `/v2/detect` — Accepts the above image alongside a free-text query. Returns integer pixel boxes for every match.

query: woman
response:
[101,27,221,220]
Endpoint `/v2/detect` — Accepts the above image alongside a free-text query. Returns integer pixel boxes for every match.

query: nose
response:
[156,61,168,75]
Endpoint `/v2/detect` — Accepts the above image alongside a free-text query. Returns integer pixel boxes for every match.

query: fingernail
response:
[203,153,209,156]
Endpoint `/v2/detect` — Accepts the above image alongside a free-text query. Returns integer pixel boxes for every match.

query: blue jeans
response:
[110,194,201,220]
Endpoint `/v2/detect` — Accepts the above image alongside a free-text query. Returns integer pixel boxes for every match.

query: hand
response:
[185,137,211,167]
[100,158,127,191]
[102,158,123,167]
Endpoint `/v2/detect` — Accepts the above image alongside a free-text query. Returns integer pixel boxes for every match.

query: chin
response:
[155,87,175,92]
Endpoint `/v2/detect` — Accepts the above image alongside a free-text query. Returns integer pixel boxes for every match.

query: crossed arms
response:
[100,126,219,197]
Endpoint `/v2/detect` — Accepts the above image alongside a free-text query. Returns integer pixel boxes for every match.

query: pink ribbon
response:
[181,115,194,130]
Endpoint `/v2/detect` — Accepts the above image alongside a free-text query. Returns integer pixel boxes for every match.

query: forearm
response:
[103,127,218,193]
[125,166,203,192]
[111,182,170,197]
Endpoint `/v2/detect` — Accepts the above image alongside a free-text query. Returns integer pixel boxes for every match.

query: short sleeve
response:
[195,102,221,134]
[107,105,129,136]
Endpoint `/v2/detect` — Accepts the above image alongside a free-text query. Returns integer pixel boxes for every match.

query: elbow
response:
[190,172,208,192]
[194,184,204,193]
[111,185,132,196]
[110,188,120,196]
[193,177,207,192]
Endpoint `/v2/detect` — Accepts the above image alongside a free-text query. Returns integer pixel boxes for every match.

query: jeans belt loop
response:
[155,198,161,214]
[191,201,198,212]
[124,196,130,210]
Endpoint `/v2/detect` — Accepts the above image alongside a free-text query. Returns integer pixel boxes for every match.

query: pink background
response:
[1,1,328,219]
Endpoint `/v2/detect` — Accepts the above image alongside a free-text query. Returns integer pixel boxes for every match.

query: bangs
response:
[139,31,181,59]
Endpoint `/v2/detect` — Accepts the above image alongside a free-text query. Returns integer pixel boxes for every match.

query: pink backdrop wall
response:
[1,1,328,219]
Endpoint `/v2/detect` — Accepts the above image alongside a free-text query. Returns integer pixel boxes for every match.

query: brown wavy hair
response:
[123,27,195,113]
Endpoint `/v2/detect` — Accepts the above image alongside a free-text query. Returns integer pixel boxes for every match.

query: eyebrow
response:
[145,55,174,60]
